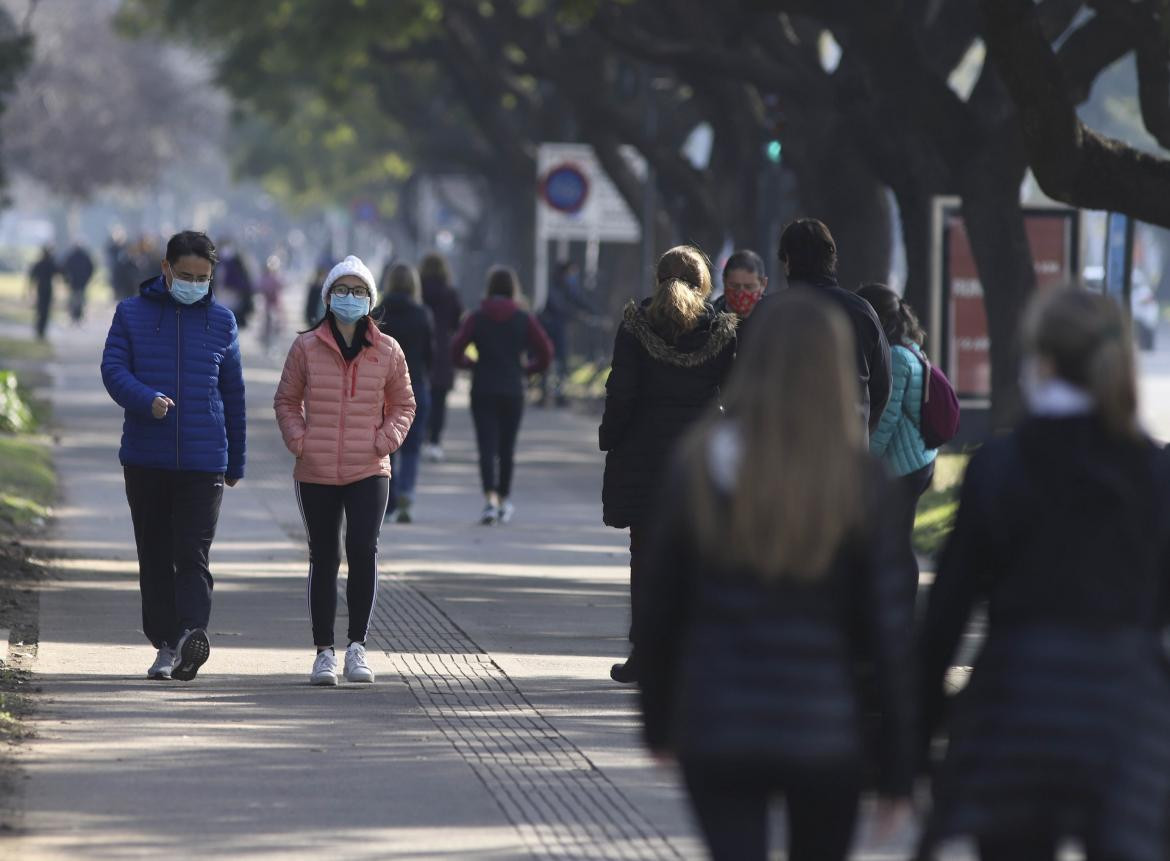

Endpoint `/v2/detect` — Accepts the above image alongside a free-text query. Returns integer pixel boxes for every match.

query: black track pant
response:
[295,475,389,647]
[428,386,451,445]
[124,466,224,649]
[681,759,862,861]
[470,392,524,498]
[894,461,934,611]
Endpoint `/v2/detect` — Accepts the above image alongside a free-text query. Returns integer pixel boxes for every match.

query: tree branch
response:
[980,0,1170,227]
[1054,12,1136,105]
[1135,20,1170,150]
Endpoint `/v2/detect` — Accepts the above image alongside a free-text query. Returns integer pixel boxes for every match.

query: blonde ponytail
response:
[650,245,714,341]
[1087,332,1139,439]
[1023,287,1141,441]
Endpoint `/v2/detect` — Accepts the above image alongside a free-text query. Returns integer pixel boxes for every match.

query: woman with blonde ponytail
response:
[918,287,1170,860]
[600,245,737,684]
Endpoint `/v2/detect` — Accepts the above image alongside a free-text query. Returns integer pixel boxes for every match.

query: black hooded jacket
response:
[599,300,737,528]
[743,275,891,436]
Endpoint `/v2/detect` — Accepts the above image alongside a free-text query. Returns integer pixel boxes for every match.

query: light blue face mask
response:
[169,277,209,305]
[330,293,371,324]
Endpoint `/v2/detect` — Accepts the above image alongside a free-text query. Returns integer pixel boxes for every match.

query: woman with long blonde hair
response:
[600,245,738,683]
[637,291,913,861]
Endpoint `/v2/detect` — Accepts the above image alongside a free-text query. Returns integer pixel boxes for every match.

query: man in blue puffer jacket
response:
[101,231,246,682]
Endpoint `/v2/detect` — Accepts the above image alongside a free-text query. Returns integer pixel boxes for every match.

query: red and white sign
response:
[943,209,1076,401]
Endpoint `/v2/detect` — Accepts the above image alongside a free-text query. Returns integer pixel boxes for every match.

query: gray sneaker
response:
[344,642,374,683]
[147,646,176,680]
[171,628,210,681]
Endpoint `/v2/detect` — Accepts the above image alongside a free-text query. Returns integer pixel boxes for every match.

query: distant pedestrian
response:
[919,288,1170,860]
[256,255,285,353]
[638,292,913,861]
[29,245,58,340]
[375,263,434,523]
[450,266,552,525]
[743,219,891,438]
[100,231,246,682]
[215,240,256,330]
[857,283,937,609]
[303,263,329,328]
[538,260,594,406]
[62,244,95,324]
[419,253,464,463]
[274,255,415,686]
[712,248,768,319]
[600,245,737,684]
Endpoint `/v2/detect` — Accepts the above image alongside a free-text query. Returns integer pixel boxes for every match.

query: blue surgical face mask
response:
[330,293,371,324]
[170,277,209,305]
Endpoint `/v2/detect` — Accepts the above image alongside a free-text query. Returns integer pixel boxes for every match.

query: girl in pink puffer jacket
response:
[274,255,416,687]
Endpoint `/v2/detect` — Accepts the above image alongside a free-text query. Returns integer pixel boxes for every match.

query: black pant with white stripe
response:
[296,475,389,648]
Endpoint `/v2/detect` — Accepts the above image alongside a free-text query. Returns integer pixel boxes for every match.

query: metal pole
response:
[1123,214,1136,322]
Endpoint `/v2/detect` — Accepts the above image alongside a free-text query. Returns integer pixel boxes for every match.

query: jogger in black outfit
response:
[469,393,524,504]
[450,266,553,525]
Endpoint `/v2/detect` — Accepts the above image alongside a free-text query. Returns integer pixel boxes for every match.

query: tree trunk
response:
[785,133,892,291]
[959,159,1033,430]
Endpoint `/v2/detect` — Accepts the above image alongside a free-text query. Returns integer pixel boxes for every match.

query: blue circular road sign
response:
[541,163,590,214]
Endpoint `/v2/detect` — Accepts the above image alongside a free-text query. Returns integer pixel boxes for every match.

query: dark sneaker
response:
[171,628,210,681]
[396,503,413,524]
[609,659,638,685]
[480,504,498,525]
[147,647,176,680]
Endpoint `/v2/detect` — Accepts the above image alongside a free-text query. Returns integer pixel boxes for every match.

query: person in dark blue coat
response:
[638,291,913,861]
[376,262,434,523]
[918,288,1170,860]
[101,230,246,683]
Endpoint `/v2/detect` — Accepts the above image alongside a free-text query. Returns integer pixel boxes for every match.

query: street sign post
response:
[534,143,645,309]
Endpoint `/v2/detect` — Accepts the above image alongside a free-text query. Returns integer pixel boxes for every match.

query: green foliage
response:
[117,0,455,212]
[0,372,32,434]
[912,453,970,560]
[0,433,54,527]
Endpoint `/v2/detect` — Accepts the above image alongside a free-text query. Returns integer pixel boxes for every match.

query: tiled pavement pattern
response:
[367,581,684,860]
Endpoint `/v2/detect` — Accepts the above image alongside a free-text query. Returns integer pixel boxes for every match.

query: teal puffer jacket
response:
[870,344,937,477]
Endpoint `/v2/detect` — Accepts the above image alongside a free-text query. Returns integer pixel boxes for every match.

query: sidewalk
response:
[7,307,920,859]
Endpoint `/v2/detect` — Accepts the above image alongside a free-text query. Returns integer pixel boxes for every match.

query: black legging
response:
[681,759,862,861]
[894,461,934,612]
[470,392,524,498]
[295,475,389,647]
[428,386,451,445]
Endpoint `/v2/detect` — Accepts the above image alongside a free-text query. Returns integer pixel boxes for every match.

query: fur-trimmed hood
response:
[621,299,738,368]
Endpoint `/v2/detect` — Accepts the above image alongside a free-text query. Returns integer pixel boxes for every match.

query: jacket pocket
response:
[373,425,392,458]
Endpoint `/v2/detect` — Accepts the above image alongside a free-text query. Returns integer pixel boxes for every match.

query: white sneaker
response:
[310,648,338,686]
[147,646,176,680]
[498,500,515,524]
[425,444,445,463]
[344,642,375,683]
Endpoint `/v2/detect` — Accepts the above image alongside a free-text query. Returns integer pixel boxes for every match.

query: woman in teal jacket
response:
[858,283,937,608]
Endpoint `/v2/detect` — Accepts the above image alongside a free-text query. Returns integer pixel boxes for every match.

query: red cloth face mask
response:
[725,286,763,316]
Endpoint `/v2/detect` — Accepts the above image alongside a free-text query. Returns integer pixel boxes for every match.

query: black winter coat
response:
[919,416,1170,859]
[638,442,914,797]
[743,278,891,436]
[376,294,434,389]
[599,300,737,529]
[422,277,464,390]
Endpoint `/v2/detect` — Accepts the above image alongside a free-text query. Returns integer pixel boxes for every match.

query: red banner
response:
[945,211,1075,400]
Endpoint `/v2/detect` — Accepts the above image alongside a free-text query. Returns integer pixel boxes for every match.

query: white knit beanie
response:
[321,255,377,308]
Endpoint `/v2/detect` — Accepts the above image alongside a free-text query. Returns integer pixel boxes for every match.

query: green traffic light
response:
[766,139,782,163]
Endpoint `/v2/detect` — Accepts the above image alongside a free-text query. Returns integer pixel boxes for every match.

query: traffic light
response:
[765,139,782,163]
